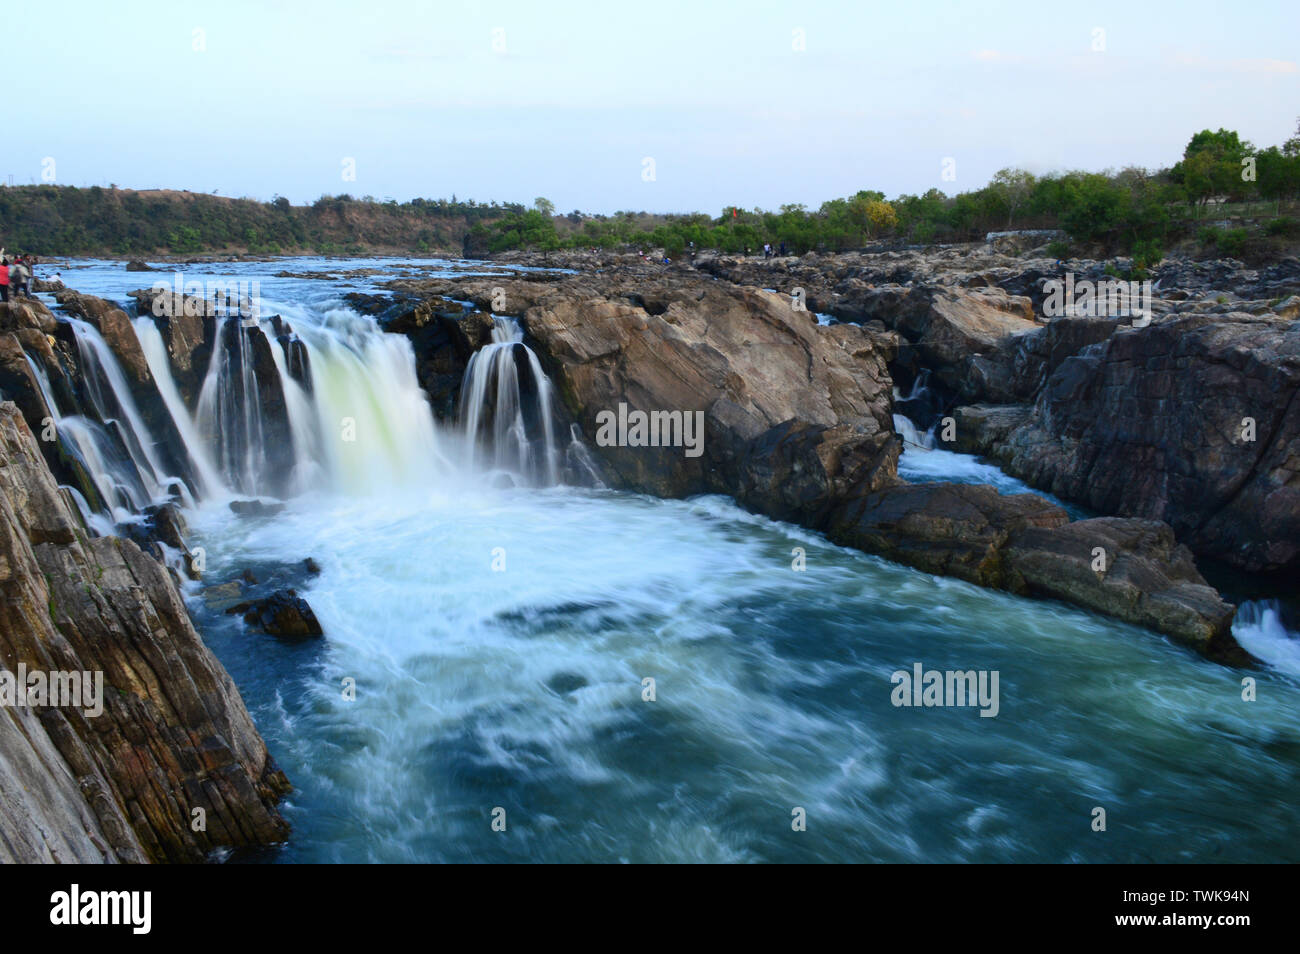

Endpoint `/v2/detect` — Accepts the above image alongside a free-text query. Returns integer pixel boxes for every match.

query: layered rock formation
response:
[956,311,1300,578]
[0,402,289,862]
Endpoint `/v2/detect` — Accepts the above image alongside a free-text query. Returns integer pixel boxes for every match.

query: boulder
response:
[828,482,1069,586]
[827,482,1244,657]
[238,589,323,639]
[229,498,286,517]
[521,278,899,515]
[1003,518,1241,660]
[0,298,58,336]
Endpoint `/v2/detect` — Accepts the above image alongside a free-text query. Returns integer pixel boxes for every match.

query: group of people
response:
[0,251,37,301]
[761,242,787,259]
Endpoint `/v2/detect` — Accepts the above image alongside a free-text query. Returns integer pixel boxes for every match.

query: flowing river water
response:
[31,257,1300,863]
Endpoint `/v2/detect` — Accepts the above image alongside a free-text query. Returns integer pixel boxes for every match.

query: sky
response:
[8,0,1298,214]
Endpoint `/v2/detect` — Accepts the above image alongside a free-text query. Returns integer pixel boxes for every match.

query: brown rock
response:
[0,401,289,862]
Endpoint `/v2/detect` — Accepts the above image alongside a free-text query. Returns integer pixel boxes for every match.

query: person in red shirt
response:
[0,257,10,303]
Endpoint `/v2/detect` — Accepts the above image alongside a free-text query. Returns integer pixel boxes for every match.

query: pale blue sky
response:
[10,0,1298,213]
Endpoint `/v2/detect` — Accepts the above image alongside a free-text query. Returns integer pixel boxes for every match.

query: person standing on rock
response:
[12,257,30,298]
[0,258,9,303]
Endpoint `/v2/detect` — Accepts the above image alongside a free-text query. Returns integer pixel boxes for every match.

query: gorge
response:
[1,246,1298,863]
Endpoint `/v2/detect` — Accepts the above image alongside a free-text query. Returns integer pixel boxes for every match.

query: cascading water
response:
[194,318,275,495]
[280,303,452,494]
[134,317,227,499]
[1233,600,1300,676]
[25,320,193,526]
[22,258,1300,864]
[23,353,143,527]
[459,316,563,486]
[70,317,195,508]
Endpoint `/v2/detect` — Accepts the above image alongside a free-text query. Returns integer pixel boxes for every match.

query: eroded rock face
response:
[0,402,290,862]
[827,482,1069,586]
[521,278,900,521]
[972,313,1300,577]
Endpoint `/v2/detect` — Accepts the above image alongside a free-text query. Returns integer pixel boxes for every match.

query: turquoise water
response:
[43,257,1300,863]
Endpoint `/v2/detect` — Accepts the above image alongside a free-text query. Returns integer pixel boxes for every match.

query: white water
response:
[460,317,562,486]
[274,302,455,495]
[25,259,1300,864]
[892,382,1056,498]
[889,394,1300,674]
[1234,600,1300,677]
[26,332,172,522]
[134,317,227,499]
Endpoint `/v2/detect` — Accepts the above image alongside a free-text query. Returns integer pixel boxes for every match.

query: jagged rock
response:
[952,404,1035,457]
[142,502,187,550]
[0,298,58,335]
[277,335,313,394]
[238,589,323,639]
[125,260,154,272]
[980,313,1300,576]
[50,290,197,491]
[211,320,295,497]
[521,279,898,513]
[128,287,215,409]
[0,402,289,862]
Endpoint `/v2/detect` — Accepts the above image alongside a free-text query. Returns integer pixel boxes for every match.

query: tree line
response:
[2,123,1297,263]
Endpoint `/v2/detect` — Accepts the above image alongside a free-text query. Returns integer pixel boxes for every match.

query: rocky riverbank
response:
[0,401,289,862]
[349,243,1280,661]
[2,239,1292,859]
[471,245,1300,589]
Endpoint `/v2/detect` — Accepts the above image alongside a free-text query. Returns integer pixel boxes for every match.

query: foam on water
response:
[29,257,1300,863]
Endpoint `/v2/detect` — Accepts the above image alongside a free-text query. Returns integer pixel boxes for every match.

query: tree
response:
[1172,128,1254,207]
[534,196,555,217]
[989,168,1036,227]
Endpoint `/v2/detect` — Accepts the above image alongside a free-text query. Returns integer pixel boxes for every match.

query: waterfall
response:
[68,318,194,508]
[458,316,562,486]
[25,323,188,526]
[892,374,937,451]
[288,304,452,494]
[893,411,936,451]
[1233,600,1300,677]
[15,283,591,539]
[194,319,275,495]
[134,317,227,499]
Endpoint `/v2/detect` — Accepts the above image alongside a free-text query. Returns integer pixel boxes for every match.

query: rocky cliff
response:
[0,401,289,862]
